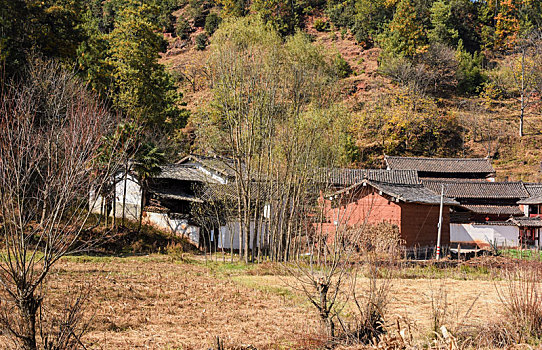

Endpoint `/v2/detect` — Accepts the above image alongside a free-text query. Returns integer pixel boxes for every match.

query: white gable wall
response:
[89,172,142,221]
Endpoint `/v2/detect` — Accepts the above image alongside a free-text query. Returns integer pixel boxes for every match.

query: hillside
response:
[160,8,542,182]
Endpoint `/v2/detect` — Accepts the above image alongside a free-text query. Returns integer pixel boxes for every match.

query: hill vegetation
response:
[1,0,541,179]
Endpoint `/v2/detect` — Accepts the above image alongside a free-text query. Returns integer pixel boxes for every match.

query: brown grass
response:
[15,256,320,349]
[11,254,538,349]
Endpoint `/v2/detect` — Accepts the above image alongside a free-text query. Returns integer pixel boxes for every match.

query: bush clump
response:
[195,32,208,50]
[176,16,192,40]
[334,53,353,78]
[204,12,221,36]
[314,19,330,32]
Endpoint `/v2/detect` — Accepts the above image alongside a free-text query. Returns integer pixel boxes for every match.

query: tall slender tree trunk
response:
[138,181,145,233]
[122,163,128,226]
[520,47,526,137]
[112,178,117,229]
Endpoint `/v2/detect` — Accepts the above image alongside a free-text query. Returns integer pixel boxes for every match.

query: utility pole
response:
[436,184,444,260]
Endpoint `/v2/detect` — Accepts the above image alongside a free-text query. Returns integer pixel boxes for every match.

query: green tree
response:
[0,0,84,79]
[205,12,222,35]
[456,42,486,95]
[428,0,482,52]
[251,0,304,36]
[133,142,165,231]
[176,16,193,39]
[107,1,184,128]
[380,0,427,57]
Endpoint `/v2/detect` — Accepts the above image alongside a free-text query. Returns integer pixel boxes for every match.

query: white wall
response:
[217,221,268,250]
[113,173,142,221]
[143,212,200,245]
[451,223,519,247]
[89,173,142,221]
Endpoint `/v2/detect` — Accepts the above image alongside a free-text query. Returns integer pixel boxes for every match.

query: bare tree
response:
[490,31,542,137]
[0,59,118,349]
[195,18,345,263]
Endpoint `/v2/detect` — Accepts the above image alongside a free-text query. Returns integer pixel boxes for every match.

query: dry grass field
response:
[6,254,525,349]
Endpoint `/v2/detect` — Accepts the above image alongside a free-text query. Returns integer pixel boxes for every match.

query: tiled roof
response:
[518,196,542,204]
[155,164,221,183]
[460,204,523,215]
[385,156,495,174]
[151,188,204,203]
[422,180,529,199]
[200,182,276,202]
[323,168,420,186]
[178,154,239,178]
[508,216,542,227]
[334,179,458,206]
[525,183,542,197]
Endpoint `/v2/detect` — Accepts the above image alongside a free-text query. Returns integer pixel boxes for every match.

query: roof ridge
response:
[386,156,490,161]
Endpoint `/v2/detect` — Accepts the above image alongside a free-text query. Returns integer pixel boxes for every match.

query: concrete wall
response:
[450,223,519,247]
[90,173,142,221]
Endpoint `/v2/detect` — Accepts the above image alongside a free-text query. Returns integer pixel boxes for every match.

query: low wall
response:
[450,223,519,247]
[143,212,200,245]
[218,221,268,250]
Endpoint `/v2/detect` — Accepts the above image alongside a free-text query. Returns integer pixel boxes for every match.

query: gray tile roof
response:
[525,183,542,197]
[518,196,542,205]
[385,156,495,175]
[178,154,239,178]
[155,164,221,183]
[151,188,204,203]
[323,168,420,186]
[334,179,458,206]
[508,216,542,227]
[422,180,529,199]
[460,204,523,215]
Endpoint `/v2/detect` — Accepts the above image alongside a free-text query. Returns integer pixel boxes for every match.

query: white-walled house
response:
[89,156,268,250]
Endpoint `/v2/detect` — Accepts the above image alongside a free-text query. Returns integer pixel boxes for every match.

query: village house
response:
[91,153,542,252]
[387,155,542,248]
[319,169,458,247]
[90,155,269,250]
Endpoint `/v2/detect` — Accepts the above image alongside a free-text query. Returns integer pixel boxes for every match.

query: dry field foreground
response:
[3,255,509,349]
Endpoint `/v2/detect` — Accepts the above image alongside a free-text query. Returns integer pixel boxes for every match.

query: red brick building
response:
[319,169,458,247]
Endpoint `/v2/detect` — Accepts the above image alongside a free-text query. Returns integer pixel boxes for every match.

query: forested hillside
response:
[2,0,542,180]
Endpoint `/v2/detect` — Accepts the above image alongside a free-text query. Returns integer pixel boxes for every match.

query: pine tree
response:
[381,0,427,57]
[107,0,183,128]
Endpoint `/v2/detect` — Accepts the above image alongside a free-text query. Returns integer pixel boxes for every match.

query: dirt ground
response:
[0,255,513,349]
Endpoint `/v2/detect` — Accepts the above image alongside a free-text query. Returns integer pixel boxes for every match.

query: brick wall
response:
[319,186,450,247]
[324,187,401,228]
[400,203,450,247]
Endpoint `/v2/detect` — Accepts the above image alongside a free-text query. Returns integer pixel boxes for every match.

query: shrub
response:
[379,55,434,95]
[195,32,208,50]
[380,43,460,96]
[314,18,330,32]
[189,0,211,27]
[334,53,353,78]
[204,12,221,36]
[176,16,192,40]
[456,47,487,95]
[497,267,542,343]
